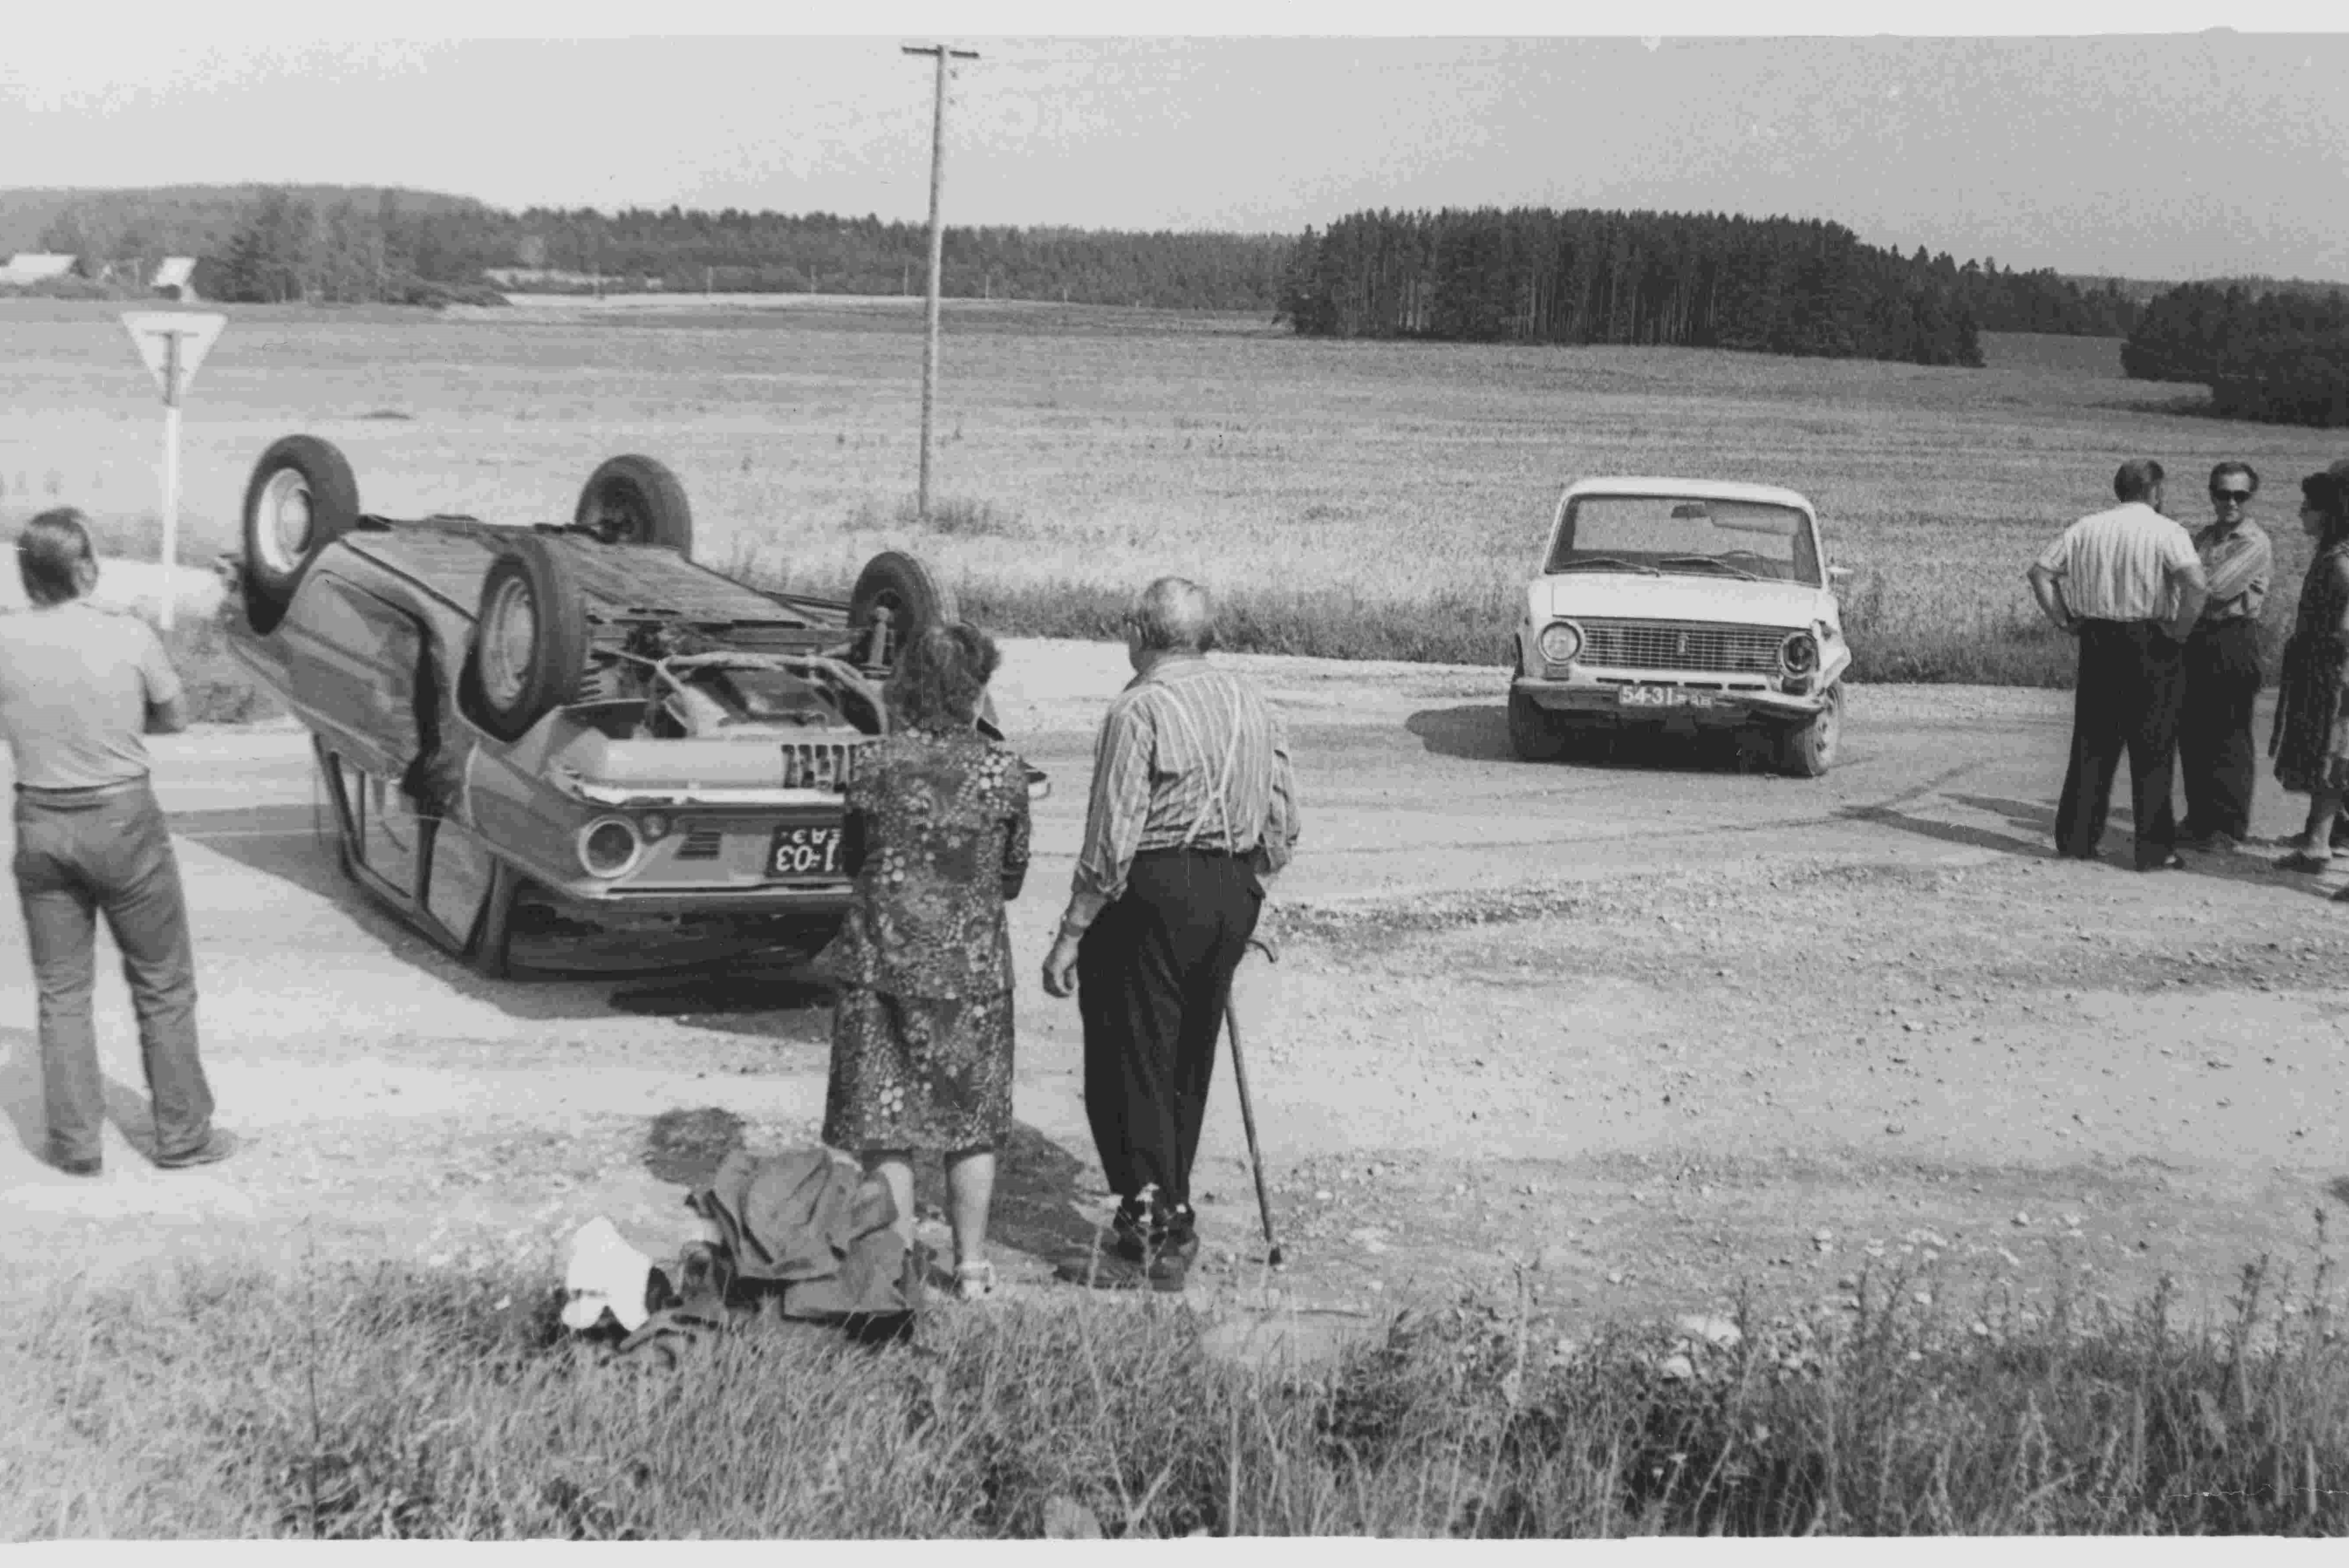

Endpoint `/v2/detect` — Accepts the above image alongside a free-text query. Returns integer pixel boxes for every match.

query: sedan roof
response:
[1559,477,1816,514]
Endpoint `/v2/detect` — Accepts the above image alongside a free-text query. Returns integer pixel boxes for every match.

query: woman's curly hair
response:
[886,621,1001,731]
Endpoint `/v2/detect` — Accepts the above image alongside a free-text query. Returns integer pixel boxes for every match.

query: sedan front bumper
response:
[1512,672,1838,725]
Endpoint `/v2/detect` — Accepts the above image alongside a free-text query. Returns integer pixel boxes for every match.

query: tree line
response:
[2122,280,2349,427]
[11,186,1291,312]
[1275,208,2148,365]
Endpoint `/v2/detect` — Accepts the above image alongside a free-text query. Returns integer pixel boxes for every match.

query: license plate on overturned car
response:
[1618,685,1717,710]
[767,824,846,879]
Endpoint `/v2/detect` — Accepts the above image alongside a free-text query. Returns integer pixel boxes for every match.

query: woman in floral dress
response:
[819,622,1031,1300]
[2269,471,2349,875]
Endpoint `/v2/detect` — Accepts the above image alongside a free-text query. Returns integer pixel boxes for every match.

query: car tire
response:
[849,550,959,665]
[1507,685,1569,762]
[574,454,694,556]
[242,435,360,633]
[1777,683,1845,777]
[471,859,522,978]
[467,533,590,743]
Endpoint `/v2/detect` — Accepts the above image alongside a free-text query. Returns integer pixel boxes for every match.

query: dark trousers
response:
[1075,849,1262,1218]
[2179,619,2264,842]
[2055,620,2185,868]
[12,783,212,1166]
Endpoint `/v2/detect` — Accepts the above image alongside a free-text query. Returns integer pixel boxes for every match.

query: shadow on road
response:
[1405,704,1768,774]
[608,971,833,1048]
[168,801,839,1026]
[1848,788,2342,901]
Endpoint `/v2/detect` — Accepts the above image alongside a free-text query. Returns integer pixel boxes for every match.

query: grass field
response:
[8,1250,2349,1537]
[3,300,2342,689]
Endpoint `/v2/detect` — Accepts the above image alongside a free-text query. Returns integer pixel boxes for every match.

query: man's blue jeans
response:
[12,782,212,1166]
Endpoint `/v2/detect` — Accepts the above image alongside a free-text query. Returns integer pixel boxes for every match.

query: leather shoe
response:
[156,1130,239,1170]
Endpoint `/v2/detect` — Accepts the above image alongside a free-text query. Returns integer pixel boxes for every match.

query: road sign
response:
[120,310,226,406]
[119,311,228,631]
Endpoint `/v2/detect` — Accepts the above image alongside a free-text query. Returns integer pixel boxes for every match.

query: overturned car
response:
[223,434,1041,976]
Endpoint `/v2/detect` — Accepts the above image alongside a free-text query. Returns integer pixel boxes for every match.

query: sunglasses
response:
[2212,491,2253,504]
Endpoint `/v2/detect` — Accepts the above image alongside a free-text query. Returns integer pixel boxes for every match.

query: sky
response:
[5,5,2347,282]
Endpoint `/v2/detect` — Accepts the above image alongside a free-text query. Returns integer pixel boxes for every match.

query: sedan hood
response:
[1535,571,1833,629]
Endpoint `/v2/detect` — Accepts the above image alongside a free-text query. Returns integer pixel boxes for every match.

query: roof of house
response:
[0,253,79,284]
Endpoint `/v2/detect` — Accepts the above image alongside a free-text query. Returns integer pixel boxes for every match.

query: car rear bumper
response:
[1512,672,1837,724]
[526,878,853,919]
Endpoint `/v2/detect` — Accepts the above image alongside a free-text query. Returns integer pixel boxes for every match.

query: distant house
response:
[150,257,201,301]
[0,252,81,287]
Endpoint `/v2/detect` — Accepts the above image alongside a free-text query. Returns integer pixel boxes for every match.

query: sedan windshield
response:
[1547,495,1821,585]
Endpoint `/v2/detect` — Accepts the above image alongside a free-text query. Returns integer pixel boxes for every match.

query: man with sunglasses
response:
[2178,463,2274,851]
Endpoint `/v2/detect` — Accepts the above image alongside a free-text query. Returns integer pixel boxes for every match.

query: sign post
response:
[119,311,226,631]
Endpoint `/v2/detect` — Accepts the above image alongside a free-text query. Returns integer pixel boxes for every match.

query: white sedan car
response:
[1507,477,1853,776]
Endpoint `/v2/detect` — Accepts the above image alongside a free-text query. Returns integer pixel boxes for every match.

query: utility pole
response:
[902,41,977,521]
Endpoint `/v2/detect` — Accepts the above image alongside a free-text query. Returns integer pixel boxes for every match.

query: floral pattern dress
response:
[2270,544,2349,795]
[818,726,1031,1154]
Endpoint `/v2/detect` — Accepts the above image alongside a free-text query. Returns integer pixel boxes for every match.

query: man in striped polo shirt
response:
[1042,577,1301,1292]
[2027,459,2210,870]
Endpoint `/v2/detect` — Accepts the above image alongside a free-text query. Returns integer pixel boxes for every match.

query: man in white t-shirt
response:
[0,509,233,1177]
[2026,460,2210,871]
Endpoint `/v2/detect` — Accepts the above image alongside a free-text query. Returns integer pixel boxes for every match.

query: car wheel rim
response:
[256,468,314,575]
[482,577,537,709]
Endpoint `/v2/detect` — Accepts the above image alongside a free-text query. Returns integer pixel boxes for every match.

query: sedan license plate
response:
[767,824,846,880]
[1618,684,1717,710]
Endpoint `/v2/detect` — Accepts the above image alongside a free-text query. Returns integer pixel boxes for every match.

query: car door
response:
[283,573,440,907]
[281,570,425,780]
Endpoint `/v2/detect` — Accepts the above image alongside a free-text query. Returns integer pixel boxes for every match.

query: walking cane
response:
[1226,935,1284,1267]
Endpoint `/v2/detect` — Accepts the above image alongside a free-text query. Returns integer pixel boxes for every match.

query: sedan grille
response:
[1572,619,1786,675]
[781,740,864,792]
[674,828,725,861]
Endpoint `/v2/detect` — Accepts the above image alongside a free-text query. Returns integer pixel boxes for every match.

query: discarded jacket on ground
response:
[684,1145,910,1321]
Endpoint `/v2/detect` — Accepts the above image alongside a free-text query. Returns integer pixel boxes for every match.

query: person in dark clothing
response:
[816,622,1030,1303]
[2269,473,2349,877]
[2026,460,2211,870]
[2179,462,2275,850]
[1041,578,1301,1292]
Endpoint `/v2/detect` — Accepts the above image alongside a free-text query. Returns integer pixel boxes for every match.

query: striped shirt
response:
[2032,502,2204,622]
[1064,655,1301,934]
[2191,519,2273,623]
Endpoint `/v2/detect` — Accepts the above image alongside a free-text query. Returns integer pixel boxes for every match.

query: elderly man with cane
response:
[1042,577,1300,1292]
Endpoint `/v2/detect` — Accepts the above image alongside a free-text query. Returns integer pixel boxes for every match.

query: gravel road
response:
[5,639,2345,1350]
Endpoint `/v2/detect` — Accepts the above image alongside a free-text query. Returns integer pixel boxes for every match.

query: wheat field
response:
[3,298,2343,680]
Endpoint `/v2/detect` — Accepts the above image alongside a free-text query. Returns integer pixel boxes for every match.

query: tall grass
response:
[8,1247,2349,1537]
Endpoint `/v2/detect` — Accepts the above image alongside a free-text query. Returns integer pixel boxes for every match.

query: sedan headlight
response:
[1780,631,1820,677]
[577,816,644,879]
[1536,621,1584,665]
